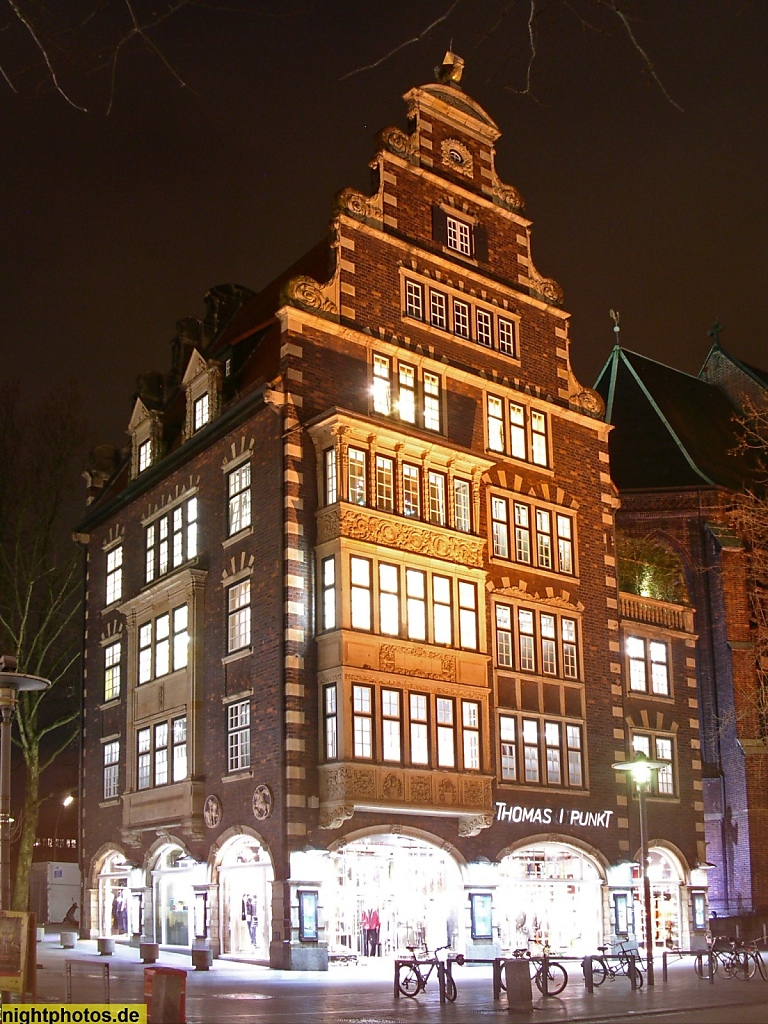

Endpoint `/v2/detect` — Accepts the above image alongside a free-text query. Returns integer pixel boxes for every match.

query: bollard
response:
[582,955,594,993]
[97,937,115,956]
[191,947,212,971]
[140,942,160,964]
[505,958,532,1011]
[60,931,77,949]
[145,966,186,1024]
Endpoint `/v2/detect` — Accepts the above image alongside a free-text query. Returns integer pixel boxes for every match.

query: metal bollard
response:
[582,955,594,993]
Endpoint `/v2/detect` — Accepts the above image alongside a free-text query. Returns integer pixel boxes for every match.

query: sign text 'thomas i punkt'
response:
[495,803,614,828]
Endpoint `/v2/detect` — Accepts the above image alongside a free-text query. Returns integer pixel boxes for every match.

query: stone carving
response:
[463,779,486,806]
[458,813,494,837]
[334,187,382,222]
[438,779,457,805]
[382,773,404,799]
[322,766,354,801]
[203,794,222,829]
[281,275,337,314]
[441,139,473,178]
[376,126,415,160]
[353,769,376,797]
[527,263,564,306]
[566,367,605,418]
[122,830,143,849]
[489,581,584,613]
[488,181,525,212]
[410,776,432,803]
[319,804,354,830]
[252,784,273,821]
[379,644,457,682]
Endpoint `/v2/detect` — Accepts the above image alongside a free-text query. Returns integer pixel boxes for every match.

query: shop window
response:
[103,741,119,799]
[227,579,251,653]
[353,684,373,758]
[632,733,676,796]
[324,684,338,760]
[145,497,198,583]
[321,556,336,630]
[106,545,122,606]
[626,637,670,696]
[104,642,121,702]
[228,462,252,535]
[227,700,251,772]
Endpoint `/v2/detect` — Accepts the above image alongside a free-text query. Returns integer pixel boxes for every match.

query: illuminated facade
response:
[77,55,709,968]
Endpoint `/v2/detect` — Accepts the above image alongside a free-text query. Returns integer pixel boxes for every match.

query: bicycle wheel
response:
[627,964,643,988]
[589,959,607,986]
[732,950,757,980]
[445,973,457,1001]
[536,962,568,996]
[398,966,421,996]
[693,953,711,979]
[715,953,733,978]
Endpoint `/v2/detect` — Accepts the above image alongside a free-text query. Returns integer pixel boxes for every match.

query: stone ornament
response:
[252,784,273,821]
[203,794,222,829]
[375,126,415,160]
[333,187,382,223]
[281,275,337,314]
[527,262,565,306]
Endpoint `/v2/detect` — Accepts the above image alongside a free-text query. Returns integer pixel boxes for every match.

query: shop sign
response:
[495,802,614,828]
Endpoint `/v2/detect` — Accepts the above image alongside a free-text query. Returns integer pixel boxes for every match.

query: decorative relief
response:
[410,776,432,804]
[489,580,584,613]
[527,263,564,306]
[333,187,382,223]
[565,367,606,418]
[438,779,457,805]
[322,766,354,802]
[203,794,222,829]
[353,770,376,798]
[488,182,525,212]
[319,804,354,830]
[281,275,337,315]
[462,779,486,806]
[379,644,456,682]
[458,813,494,837]
[375,126,416,160]
[252,784,273,821]
[441,139,473,178]
[382,773,404,799]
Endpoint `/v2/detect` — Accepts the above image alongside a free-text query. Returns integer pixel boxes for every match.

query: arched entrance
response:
[327,833,463,956]
[151,843,201,947]
[636,847,684,951]
[498,841,605,953]
[96,851,131,938]
[217,833,274,958]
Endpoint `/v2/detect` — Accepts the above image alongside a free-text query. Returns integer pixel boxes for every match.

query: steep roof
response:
[595,345,760,492]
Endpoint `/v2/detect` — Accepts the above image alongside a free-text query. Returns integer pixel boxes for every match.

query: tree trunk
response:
[12,750,40,912]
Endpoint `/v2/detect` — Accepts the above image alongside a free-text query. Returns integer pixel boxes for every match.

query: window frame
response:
[227,700,251,773]
[227,578,251,654]
[228,462,252,536]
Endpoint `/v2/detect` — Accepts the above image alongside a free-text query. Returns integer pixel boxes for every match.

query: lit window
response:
[173,605,189,670]
[379,563,400,636]
[376,455,394,512]
[405,280,424,319]
[500,716,517,780]
[632,733,675,796]
[227,579,251,653]
[324,685,337,760]
[501,715,584,789]
[145,525,155,582]
[627,636,647,692]
[382,689,402,762]
[523,719,540,782]
[138,439,152,473]
[193,393,209,431]
[627,637,669,696]
[495,605,513,666]
[545,722,562,784]
[430,290,448,330]
[446,215,472,256]
[106,546,123,605]
[491,497,509,558]
[410,694,429,765]
[650,642,670,695]
[518,608,535,671]
[137,606,188,683]
[104,642,121,702]
[562,619,578,678]
[227,701,251,772]
[155,614,170,677]
[173,717,187,781]
[436,698,455,767]
[531,411,548,466]
[498,318,516,356]
[509,403,526,460]
[458,581,477,650]
[405,569,426,641]
[463,701,480,770]
[541,614,557,675]
[453,299,470,338]
[536,509,553,570]
[398,364,416,423]
[324,448,337,505]
[145,498,198,583]
[402,464,420,518]
[423,373,441,431]
[103,741,119,800]
[322,557,336,630]
[138,623,152,684]
[487,396,504,452]
[137,729,151,790]
[373,354,392,414]
[476,309,492,348]
[353,684,373,759]
[432,575,452,645]
[557,515,573,574]
[567,725,583,786]
[228,463,252,535]
[453,478,471,532]
[514,502,531,563]
[154,722,168,786]
[350,557,372,630]
[348,448,367,506]
[428,471,446,526]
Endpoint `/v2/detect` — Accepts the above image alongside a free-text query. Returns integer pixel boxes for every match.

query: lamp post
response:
[612,750,665,987]
[53,794,75,860]
[0,656,50,911]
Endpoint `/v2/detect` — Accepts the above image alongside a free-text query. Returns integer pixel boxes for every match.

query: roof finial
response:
[708,320,723,347]
[610,309,621,343]
[435,50,464,84]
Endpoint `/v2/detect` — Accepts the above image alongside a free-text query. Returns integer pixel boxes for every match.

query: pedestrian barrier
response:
[65,959,110,1003]
[663,948,715,983]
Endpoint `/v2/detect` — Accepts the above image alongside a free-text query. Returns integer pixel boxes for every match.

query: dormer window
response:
[447,215,471,256]
[181,349,222,441]
[194,393,210,432]
[138,439,152,474]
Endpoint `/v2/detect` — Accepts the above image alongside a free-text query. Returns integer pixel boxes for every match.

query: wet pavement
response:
[25,933,768,1023]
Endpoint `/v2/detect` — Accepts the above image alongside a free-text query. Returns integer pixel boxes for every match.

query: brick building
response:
[596,339,768,920]
[76,54,708,968]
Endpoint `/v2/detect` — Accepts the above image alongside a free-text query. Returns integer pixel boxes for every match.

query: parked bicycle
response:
[589,940,643,988]
[398,943,457,1001]
[500,945,568,996]
[694,936,755,979]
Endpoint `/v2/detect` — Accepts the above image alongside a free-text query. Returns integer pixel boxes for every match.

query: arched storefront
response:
[635,847,684,951]
[216,833,274,958]
[96,851,132,938]
[325,832,464,956]
[498,841,605,953]
[151,843,203,947]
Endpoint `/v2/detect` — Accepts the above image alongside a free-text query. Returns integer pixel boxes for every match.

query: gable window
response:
[324,448,337,505]
[321,556,336,630]
[402,464,420,518]
[498,318,516,356]
[454,479,471,533]
[476,309,493,348]
[103,741,119,800]
[228,463,252,535]
[627,637,670,696]
[323,685,337,760]
[430,290,448,330]
[227,701,251,772]
[106,545,123,606]
[348,448,367,506]
[145,497,198,583]
[453,299,470,339]
[405,280,424,319]
[104,642,121,702]
[138,439,152,474]
[373,354,392,414]
[227,579,251,653]
[446,214,472,256]
[193,393,210,431]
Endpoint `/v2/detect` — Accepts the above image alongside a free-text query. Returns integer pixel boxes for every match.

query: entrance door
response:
[218,835,274,957]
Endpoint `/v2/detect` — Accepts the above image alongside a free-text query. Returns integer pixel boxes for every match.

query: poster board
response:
[0,910,31,994]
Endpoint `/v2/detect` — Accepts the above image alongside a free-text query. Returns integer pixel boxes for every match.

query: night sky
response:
[6,0,768,451]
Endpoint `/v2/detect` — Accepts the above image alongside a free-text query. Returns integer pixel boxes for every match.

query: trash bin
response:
[144,966,187,1024]
[504,958,533,1008]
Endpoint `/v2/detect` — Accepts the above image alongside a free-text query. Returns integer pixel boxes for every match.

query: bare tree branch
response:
[603,1,684,112]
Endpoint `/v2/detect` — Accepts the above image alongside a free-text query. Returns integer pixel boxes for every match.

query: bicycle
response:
[501,946,568,996]
[731,938,768,981]
[590,940,644,988]
[694,936,749,979]
[398,943,457,1001]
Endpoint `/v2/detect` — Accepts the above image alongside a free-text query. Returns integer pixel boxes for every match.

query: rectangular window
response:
[562,618,578,678]
[227,579,251,653]
[173,605,189,670]
[523,719,540,782]
[172,717,187,781]
[566,724,583,786]
[228,463,252,535]
[458,581,478,650]
[154,722,168,786]
[498,317,516,356]
[410,693,429,765]
[428,471,446,526]
[405,280,424,319]
[423,373,441,431]
[627,635,669,694]
[476,309,492,347]
[518,608,535,671]
[145,525,155,583]
[463,701,480,770]
[405,569,427,641]
[373,354,392,414]
[106,546,122,605]
[432,575,452,645]
[454,478,471,533]
[193,393,209,431]
[322,556,336,630]
[531,410,548,466]
[402,463,420,517]
[104,642,121,702]
[382,689,402,762]
[353,684,373,759]
[632,733,675,796]
[103,741,119,800]
[348,448,367,506]
[350,556,372,630]
[627,636,647,692]
[430,290,448,329]
[227,700,251,772]
[446,215,472,256]
[453,298,470,338]
[545,721,562,784]
[650,641,670,696]
[138,439,151,473]
[487,395,504,452]
[536,509,553,570]
[139,622,152,684]
[500,716,517,780]
[491,496,509,558]
[509,403,526,460]
[155,613,170,677]
[495,604,513,666]
[514,502,531,563]
[324,448,338,505]
[158,517,168,576]
[324,685,337,760]
[138,606,189,683]
[379,563,400,636]
[436,698,455,767]
[146,498,198,582]
[375,455,395,511]
[557,515,573,574]
[398,364,416,423]
[137,728,151,790]
[541,614,557,675]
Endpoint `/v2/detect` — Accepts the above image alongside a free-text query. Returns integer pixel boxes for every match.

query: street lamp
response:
[53,794,75,859]
[0,656,50,911]
[612,750,666,987]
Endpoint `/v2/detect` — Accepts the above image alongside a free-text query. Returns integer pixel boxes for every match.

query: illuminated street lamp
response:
[53,794,75,859]
[0,657,50,911]
[612,750,666,987]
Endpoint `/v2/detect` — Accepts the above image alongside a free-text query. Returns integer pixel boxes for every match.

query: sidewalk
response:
[27,932,768,1023]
